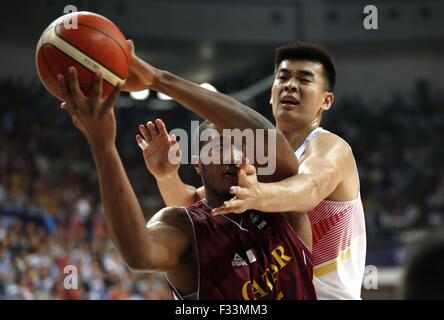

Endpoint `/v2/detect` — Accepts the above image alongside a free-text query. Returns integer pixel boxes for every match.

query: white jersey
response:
[295,127,367,300]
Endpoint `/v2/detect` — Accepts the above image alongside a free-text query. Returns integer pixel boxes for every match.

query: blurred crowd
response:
[322,80,444,244]
[0,80,174,299]
[0,214,170,300]
[249,77,444,247]
[1,77,443,299]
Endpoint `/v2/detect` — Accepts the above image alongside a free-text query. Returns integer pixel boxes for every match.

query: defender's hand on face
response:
[57,66,122,151]
[136,118,181,179]
[212,158,266,215]
[122,40,158,92]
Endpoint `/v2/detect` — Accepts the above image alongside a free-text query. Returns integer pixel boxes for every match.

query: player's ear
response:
[321,91,334,111]
[192,155,201,175]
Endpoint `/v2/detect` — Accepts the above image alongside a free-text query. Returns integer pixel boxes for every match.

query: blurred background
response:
[1,0,443,299]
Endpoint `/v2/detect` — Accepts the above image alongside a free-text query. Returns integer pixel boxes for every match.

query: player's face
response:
[270,59,333,132]
[197,130,243,199]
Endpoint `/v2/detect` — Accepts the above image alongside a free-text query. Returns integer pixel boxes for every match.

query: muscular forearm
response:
[253,141,344,213]
[91,145,151,267]
[151,70,273,131]
[259,174,329,213]
[150,70,298,180]
[156,174,198,207]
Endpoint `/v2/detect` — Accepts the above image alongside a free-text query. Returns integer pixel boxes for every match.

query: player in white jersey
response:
[132,42,366,299]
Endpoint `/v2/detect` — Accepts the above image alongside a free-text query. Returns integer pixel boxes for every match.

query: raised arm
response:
[213,131,359,216]
[124,41,298,182]
[254,132,359,213]
[135,118,202,206]
[57,68,191,272]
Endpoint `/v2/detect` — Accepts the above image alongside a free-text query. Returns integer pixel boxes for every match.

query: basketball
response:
[35,11,131,101]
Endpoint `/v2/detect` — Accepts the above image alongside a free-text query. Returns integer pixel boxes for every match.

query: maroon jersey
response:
[169,200,316,300]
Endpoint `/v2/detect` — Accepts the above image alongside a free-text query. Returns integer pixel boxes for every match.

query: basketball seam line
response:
[46,43,115,88]
[54,24,125,81]
[40,43,60,96]
[47,28,124,86]
[56,20,130,70]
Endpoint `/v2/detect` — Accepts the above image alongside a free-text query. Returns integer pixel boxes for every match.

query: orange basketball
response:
[36,11,131,101]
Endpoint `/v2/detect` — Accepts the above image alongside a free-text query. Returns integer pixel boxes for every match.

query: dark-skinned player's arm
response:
[134,117,203,207]
[56,68,191,272]
[124,41,310,248]
[124,40,298,182]
[133,112,312,250]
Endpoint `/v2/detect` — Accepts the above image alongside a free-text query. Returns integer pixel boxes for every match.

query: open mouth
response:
[280,95,300,109]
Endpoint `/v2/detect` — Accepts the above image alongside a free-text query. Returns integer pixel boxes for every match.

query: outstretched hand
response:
[57,66,122,151]
[136,119,181,179]
[212,158,266,215]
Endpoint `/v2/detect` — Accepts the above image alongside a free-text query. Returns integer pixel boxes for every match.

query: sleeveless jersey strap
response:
[295,127,329,160]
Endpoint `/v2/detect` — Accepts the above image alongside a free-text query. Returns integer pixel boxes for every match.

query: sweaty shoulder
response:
[301,131,359,201]
[146,207,196,280]
[148,206,192,236]
[300,131,354,165]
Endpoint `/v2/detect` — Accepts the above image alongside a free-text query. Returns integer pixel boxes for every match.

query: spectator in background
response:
[0,214,171,300]
[0,71,443,299]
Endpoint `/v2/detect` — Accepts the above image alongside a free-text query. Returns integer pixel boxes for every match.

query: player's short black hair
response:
[403,234,444,299]
[274,42,336,91]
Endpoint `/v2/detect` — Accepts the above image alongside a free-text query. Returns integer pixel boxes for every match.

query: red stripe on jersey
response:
[308,198,366,266]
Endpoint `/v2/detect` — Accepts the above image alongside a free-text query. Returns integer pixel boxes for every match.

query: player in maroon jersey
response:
[165,121,315,299]
[56,47,316,299]
[134,42,366,299]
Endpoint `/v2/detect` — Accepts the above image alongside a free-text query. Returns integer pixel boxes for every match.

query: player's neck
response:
[204,192,229,211]
[279,119,320,151]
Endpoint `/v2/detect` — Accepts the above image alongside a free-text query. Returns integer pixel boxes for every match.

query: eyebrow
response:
[278,68,315,77]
